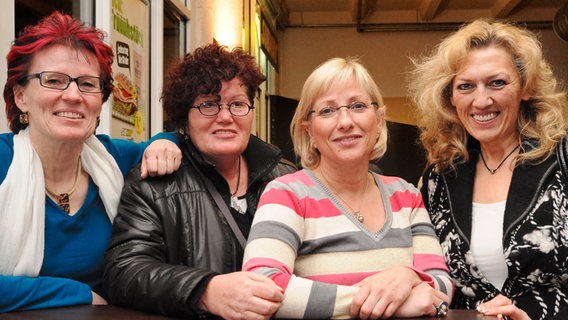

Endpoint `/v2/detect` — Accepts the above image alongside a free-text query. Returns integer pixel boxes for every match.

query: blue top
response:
[0,132,177,312]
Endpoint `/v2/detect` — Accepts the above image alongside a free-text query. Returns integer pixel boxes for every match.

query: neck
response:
[316,161,369,190]
[316,164,368,193]
[479,142,520,174]
[213,155,241,177]
[29,131,83,181]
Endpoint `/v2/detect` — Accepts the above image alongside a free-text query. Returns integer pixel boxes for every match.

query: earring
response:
[19,112,29,125]
[96,116,100,128]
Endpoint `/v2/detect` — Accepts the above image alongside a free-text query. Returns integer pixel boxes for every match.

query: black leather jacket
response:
[103,135,296,318]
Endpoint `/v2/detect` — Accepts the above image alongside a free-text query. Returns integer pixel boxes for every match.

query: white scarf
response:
[0,128,123,276]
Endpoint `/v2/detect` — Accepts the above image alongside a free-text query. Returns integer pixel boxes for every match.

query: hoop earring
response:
[19,112,29,125]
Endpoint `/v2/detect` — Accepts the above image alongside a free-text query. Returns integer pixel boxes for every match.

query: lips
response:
[213,129,237,135]
[472,112,499,122]
[54,111,84,119]
[333,134,361,143]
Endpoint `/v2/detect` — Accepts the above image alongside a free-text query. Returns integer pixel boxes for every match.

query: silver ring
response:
[436,301,448,316]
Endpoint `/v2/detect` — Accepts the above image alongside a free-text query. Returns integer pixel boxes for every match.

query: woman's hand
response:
[92,292,108,305]
[393,281,450,318]
[141,139,182,178]
[199,271,283,320]
[350,266,422,319]
[477,295,531,320]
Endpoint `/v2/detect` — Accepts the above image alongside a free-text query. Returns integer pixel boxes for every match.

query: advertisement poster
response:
[110,0,149,141]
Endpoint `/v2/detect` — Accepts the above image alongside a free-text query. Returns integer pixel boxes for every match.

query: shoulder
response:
[94,134,137,151]
[377,174,419,193]
[0,133,15,184]
[0,133,14,154]
[272,157,297,176]
[270,170,310,186]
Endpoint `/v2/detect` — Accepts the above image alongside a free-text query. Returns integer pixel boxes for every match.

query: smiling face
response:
[187,78,253,163]
[307,77,381,167]
[450,46,530,146]
[13,44,103,144]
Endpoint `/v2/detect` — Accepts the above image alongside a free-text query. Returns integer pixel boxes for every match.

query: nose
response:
[61,80,83,99]
[472,86,493,108]
[215,104,234,122]
[336,107,354,129]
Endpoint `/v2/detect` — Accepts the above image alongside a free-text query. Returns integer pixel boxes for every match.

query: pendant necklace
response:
[229,156,245,214]
[320,169,369,223]
[45,158,82,214]
[479,144,520,174]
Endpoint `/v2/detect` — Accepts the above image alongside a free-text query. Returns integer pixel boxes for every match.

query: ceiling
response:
[266,0,568,33]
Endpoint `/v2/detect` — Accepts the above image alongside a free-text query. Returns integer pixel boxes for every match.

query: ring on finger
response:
[435,301,448,317]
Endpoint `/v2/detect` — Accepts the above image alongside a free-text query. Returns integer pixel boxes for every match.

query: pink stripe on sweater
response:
[259,188,342,219]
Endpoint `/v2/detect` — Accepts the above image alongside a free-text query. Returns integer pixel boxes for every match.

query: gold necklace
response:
[479,144,520,174]
[320,169,369,223]
[45,158,81,214]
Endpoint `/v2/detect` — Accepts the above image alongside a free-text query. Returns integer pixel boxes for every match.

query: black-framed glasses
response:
[191,101,254,117]
[23,71,105,93]
[308,101,378,118]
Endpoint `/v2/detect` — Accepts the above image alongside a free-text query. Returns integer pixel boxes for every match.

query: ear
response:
[13,84,29,112]
[449,94,455,107]
[304,123,312,137]
[521,89,531,102]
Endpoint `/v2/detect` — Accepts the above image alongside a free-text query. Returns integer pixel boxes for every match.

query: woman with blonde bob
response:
[409,19,568,320]
[243,57,453,319]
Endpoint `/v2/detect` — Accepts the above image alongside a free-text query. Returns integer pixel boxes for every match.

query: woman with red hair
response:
[0,11,180,311]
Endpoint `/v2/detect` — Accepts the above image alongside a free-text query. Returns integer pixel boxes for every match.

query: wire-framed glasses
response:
[24,71,105,93]
[191,101,254,117]
[308,101,378,118]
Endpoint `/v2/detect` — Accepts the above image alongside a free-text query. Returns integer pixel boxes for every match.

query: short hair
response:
[4,11,114,133]
[161,43,266,131]
[408,19,568,171]
[290,57,388,169]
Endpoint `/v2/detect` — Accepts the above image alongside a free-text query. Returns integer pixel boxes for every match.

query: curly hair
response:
[408,19,568,172]
[4,11,114,133]
[290,57,388,169]
[162,43,266,131]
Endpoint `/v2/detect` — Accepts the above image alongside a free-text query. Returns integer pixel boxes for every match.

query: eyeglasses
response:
[308,101,378,118]
[24,71,105,93]
[191,101,254,117]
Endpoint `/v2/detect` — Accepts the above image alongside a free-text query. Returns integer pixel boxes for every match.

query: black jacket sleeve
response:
[103,166,216,317]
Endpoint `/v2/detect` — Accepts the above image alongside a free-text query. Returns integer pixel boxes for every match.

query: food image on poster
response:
[112,72,138,123]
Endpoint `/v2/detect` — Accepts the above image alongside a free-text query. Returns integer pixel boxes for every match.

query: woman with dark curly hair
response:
[103,43,296,320]
[409,19,568,320]
[0,11,181,311]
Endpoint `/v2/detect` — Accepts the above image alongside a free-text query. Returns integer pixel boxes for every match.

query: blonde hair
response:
[290,57,388,169]
[408,19,568,172]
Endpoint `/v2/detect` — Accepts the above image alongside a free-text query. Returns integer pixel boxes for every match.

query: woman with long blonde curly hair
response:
[409,19,568,320]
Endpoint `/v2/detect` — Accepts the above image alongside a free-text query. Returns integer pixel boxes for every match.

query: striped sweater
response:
[243,169,453,319]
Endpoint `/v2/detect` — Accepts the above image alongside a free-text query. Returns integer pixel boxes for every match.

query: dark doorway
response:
[268,95,298,164]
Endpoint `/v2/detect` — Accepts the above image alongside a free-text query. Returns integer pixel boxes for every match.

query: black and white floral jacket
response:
[421,139,568,320]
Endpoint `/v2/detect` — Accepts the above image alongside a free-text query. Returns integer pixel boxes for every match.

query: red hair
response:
[4,11,114,133]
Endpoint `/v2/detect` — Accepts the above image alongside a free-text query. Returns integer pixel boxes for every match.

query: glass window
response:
[15,0,93,37]
[163,0,187,131]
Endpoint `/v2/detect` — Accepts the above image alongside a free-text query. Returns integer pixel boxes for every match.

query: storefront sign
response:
[110,0,149,140]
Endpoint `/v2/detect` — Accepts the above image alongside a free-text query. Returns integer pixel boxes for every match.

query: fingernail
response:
[497,314,504,320]
[476,306,486,313]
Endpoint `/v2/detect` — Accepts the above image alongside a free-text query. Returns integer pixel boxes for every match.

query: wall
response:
[189,0,243,48]
[0,2,15,133]
[278,26,568,125]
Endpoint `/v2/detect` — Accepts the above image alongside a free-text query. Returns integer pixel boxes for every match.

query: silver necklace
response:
[320,169,369,223]
[479,144,520,174]
[230,156,245,214]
